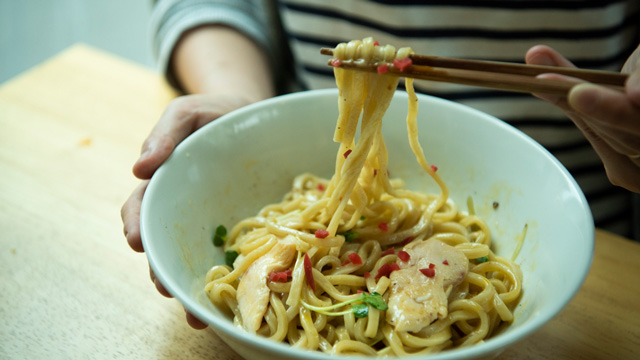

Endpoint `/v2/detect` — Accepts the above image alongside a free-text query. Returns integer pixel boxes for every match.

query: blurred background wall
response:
[0,0,154,84]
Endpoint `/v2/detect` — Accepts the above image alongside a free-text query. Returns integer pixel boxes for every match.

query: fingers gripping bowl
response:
[140,89,594,360]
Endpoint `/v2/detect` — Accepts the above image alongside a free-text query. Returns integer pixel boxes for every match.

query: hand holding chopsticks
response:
[320,48,628,95]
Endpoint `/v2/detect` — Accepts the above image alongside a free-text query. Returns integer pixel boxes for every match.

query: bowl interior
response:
[141,89,594,359]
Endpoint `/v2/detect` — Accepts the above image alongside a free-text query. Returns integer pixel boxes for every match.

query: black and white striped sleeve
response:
[150,0,278,89]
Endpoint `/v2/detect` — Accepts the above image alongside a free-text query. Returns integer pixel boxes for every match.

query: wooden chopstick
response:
[320,48,627,95]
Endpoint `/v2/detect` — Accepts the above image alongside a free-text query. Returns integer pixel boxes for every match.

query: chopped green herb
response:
[300,291,387,318]
[339,230,358,242]
[362,292,389,310]
[475,256,489,264]
[225,250,239,268]
[360,216,366,221]
[352,303,369,318]
[213,225,227,247]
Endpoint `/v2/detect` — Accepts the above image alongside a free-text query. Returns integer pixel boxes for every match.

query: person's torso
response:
[277,0,640,236]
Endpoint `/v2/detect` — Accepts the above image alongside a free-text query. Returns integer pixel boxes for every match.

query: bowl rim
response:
[141,88,595,359]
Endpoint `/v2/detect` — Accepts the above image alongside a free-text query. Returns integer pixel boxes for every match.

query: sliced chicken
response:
[236,238,297,333]
[386,238,468,332]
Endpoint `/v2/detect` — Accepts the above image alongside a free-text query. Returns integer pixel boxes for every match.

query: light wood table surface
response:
[1,44,638,360]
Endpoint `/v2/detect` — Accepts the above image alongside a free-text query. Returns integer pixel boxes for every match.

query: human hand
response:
[525,44,640,193]
[121,93,258,329]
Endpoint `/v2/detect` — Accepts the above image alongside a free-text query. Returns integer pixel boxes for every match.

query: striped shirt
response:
[151,0,640,238]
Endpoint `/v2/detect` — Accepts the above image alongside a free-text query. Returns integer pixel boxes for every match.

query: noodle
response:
[204,37,523,356]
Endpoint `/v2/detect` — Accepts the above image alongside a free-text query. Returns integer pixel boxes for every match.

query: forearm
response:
[171,25,276,102]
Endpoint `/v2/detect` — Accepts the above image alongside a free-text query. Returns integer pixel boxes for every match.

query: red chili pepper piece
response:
[348,252,363,265]
[429,263,436,269]
[373,169,378,176]
[430,164,438,172]
[443,260,449,265]
[420,267,436,278]
[364,271,371,278]
[304,253,315,291]
[344,149,352,159]
[342,259,351,266]
[331,58,342,67]
[392,57,412,72]
[378,222,388,232]
[317,183,325,191]
[389,262,400,272]
[269,269,292,283]
[268,272,280,282]
[382,247,395,256]
[374,40,380,46]
[397,250,410,262]
[377,64,389,74]
[401,236,415,246]
[375,263,392,280]
[315,229,329,239]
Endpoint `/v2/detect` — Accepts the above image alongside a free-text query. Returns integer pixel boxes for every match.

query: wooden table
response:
[1,44,638,360]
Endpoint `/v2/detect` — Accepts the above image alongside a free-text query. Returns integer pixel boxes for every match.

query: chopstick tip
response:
[320,48,334,56]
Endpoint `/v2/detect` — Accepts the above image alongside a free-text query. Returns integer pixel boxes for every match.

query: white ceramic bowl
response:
[140,89,594,360]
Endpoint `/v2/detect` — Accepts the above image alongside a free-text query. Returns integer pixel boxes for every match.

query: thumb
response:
[133,134,176,180]
[626,63,640,107]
